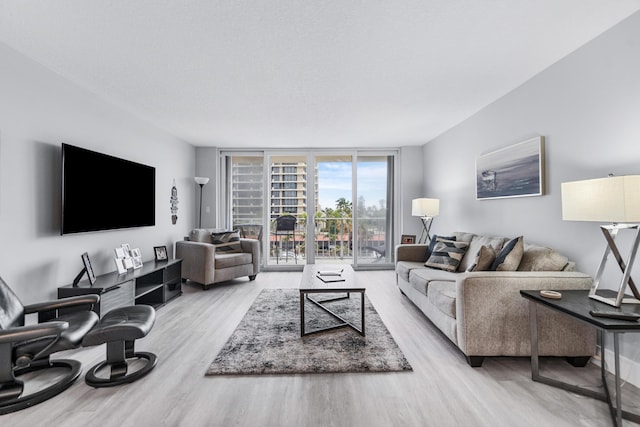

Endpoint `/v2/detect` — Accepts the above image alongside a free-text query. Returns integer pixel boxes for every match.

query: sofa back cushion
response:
[425,239,469,272]
[458,234,507,272]
[517,243,570,271]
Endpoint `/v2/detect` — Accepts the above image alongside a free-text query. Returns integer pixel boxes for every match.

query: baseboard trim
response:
[591,345,640,388]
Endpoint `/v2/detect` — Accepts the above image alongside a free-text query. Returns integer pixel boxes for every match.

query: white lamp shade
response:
[561,175,640,223]
[412,198,440,217]
[194,176,210,185]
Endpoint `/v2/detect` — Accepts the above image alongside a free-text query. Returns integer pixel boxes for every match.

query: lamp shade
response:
[194,176,210,185]
[561,175,640,223]
[412,198,440,217]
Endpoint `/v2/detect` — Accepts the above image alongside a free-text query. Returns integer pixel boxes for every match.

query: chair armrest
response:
[240,238,261,274]
[0,321,68,345]
[23,294,100,314]
[395,244,428,263]
[176,240,217,284]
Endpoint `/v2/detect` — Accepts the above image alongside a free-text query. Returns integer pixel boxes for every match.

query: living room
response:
[2,2,640,426]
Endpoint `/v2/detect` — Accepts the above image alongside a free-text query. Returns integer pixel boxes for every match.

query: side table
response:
[521,289,640,427]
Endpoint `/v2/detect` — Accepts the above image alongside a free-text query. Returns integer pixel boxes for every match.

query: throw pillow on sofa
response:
[425,239,469,272]
[211,230,242,253]
[467,245,496,272]
[490,236,524,271]
[426,234,457,260]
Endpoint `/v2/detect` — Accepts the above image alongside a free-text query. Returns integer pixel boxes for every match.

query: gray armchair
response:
[175,228,260,290]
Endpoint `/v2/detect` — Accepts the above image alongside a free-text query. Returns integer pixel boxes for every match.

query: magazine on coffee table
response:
[316,274,346,283]
[317,269,344,277]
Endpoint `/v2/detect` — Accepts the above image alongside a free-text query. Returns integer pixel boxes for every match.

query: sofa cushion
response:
[427,281,457,319]
[212,230,242,253]
[458,235,506,272]
[396,261,425,283]
[518,244,570,272]
[425,239,470,272]
[491,236,524,271]
[467,245,497,272]
[451,232,475,243]
[215,252,253,269]
[408,268,458,296]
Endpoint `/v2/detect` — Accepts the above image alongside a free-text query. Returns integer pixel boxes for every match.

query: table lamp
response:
[561,175,640,307]
[412,198,440,244]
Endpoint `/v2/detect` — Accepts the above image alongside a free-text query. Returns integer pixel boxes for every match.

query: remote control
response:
[589,310,640,321]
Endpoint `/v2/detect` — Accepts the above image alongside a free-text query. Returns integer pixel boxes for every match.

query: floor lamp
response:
[194,177,210,229]
[561,175,640,307]
[412,198,440,244]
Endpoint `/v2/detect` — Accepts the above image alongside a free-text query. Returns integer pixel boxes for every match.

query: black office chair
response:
[0,277,100,414]
[274,215,297,264]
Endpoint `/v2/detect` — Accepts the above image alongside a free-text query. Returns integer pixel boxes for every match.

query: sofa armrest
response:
[240,238,261,275]
[455,271,595,356]
[395,244,428,263]
[175,240,216,284]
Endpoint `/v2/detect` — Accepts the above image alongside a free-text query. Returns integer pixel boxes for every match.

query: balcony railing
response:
[265,216,389,264]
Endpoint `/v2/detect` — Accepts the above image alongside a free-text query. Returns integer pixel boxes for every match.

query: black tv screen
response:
[61,143,155,234]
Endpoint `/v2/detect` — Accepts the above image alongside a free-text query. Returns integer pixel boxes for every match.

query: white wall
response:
[0,42,196,303]
[399,146,425,240]
[422,11,640,377]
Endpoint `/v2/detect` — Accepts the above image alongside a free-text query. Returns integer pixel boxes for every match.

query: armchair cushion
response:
[215,253,253,269]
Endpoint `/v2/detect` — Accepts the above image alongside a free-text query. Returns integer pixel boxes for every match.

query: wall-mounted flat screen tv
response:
[61,143,156,234]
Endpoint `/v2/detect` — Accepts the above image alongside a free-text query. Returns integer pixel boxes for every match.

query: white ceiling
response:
[1,1,639,148]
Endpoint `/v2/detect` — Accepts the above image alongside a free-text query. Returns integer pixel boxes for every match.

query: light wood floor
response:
[5,270,640,427]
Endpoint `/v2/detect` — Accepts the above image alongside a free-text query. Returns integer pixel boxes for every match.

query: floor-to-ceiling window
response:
[221,150,397,270]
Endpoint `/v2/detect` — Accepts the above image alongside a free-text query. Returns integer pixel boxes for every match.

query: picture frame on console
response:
[114,257,127,274]
[154,245,168,261]
[401,234,416,244]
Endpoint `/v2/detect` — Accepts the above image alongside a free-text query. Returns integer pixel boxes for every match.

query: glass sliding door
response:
[226,154,266,257]
[267,154,308,266]
[355,155,394,265]
[314,155,353,265]
[222,150,396,269]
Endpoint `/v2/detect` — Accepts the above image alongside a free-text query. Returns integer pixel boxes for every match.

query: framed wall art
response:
[476,136,545,200]
[401,234,416,244]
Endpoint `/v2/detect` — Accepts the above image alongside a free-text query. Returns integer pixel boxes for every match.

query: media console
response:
[58,259,182,318]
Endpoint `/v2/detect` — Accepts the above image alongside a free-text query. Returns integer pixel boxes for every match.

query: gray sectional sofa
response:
[395,231,596,367]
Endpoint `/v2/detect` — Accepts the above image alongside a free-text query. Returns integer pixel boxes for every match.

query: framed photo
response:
[132,256,143,269]
[114,257,127,274]
[115,247,126,258]
[476,136,545,200]
[123,257,134,269]
[131,248,141,258]
[121,243,132,257]
[401,234,416,244]
[81,252,97,285]
[154,245,168,261]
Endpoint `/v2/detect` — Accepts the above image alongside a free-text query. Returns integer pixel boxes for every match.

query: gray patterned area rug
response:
[206,289,412,375]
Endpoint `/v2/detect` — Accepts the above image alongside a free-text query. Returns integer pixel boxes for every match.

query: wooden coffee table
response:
[299,265,365,337]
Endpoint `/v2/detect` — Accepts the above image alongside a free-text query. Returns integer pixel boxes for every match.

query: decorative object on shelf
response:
[121,243,132,257]
[114,257,127,274]
[476,136,545,200]
[132,255,143,269]
[154,245,168,261]
[401,234,416,244]
[412,198,439,244]
[194,176,210,228]
[73,252,97,286]
[170,179,179,225]
[561,174,640,307]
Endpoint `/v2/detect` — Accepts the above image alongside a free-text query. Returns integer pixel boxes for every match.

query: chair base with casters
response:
[82,305,157,388]
[0,276,100,415]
